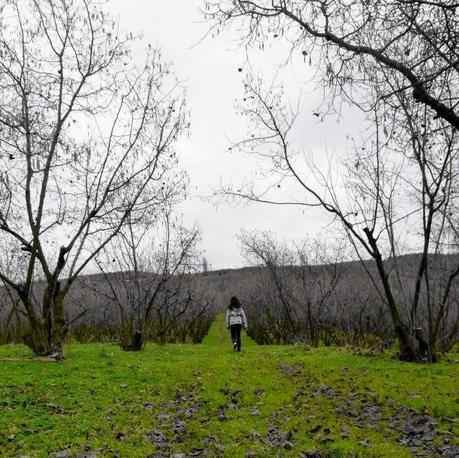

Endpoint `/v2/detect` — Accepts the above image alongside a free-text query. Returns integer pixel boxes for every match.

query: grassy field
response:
[0,316,458,458]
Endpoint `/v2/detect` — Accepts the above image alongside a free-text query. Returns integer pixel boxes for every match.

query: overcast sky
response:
[108,0,363,269]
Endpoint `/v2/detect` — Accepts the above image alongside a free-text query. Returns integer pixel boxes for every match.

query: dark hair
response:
[229,296,242,310]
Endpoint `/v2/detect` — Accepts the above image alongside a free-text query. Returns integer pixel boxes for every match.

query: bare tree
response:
[95,209,207,350]
[206,0,459,130]
[240,231,299,340]
[239,231,344,344]
[220,75,458,361]
[0,0,187,357]
[202,257,209,275]
[293,238,343,346]
[206,0,459,361]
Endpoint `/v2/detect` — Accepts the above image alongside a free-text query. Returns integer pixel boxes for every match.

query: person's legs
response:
[235,324,242,352]
[230,325,237,350]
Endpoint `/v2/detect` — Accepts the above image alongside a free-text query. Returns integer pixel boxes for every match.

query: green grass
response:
[0,315,458,457]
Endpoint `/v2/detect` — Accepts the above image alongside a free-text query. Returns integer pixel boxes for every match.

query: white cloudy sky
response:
[108,0,365,269]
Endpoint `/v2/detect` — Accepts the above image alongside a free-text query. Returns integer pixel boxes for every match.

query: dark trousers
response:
[230,324,242,351]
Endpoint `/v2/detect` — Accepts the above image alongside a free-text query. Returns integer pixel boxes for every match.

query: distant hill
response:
[1,252,458,327]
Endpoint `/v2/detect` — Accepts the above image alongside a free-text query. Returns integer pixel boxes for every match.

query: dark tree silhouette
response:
[0,0,187,358]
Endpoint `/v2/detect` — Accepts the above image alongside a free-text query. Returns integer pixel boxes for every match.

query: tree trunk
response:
[122,330,144,351]
[20,283,66,359]
[22,322,52,356]
[51,290,66,359]
[363,228,420,362]
[132,330,144,351]
[395,324,420,362]
[307,301,318,346]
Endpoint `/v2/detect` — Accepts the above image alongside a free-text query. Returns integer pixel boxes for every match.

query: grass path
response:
[0,315,458,457]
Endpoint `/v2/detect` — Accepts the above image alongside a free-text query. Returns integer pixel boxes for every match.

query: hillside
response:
[1,252,458,336]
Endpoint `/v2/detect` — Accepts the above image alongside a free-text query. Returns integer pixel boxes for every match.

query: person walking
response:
[226,296,248,352]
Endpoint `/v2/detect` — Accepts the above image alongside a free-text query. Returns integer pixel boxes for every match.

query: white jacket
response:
[226,308,248,329]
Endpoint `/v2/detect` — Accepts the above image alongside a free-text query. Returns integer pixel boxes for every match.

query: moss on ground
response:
[0,315,457,457]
